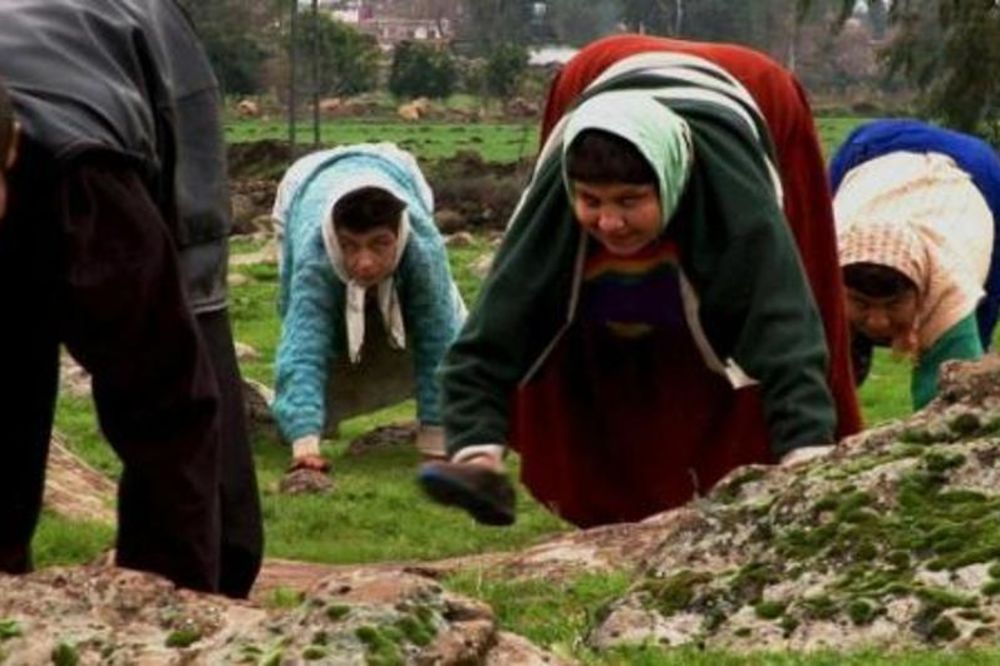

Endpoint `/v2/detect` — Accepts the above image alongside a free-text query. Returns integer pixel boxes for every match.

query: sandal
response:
[417,460,516,526]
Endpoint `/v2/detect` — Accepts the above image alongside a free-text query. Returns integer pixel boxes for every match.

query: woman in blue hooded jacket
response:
[272,143,466,473]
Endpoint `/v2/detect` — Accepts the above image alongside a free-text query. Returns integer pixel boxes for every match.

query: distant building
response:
[360,16,451,47]
[314,0,451,49]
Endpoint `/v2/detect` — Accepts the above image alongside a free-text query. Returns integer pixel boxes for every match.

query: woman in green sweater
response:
[832,121,1000,409]
[420,49,839,528]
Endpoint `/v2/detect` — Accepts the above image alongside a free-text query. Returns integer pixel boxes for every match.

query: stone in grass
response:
[280,468,333,495]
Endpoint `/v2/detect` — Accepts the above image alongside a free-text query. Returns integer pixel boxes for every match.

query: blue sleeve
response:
[273,244,342,442]
[398,240,463,426]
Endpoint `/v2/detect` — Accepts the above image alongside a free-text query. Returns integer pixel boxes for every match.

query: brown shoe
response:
[417,461,516,526]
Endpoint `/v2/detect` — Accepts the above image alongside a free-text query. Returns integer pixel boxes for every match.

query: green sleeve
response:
[912,314,983,410]
[678,115,835,457]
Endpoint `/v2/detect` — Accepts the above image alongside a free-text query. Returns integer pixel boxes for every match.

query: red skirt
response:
[511,321,772,528]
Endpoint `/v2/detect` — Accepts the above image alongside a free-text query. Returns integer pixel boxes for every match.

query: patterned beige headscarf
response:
[837,152,993,350]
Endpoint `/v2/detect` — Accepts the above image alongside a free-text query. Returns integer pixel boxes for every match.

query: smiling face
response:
[845,288,919,347]
[842,262,920,353]
[571,180,662,256]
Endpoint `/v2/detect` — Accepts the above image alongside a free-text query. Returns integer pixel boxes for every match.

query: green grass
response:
[225,120,538,164]
[816,116,867,160]
[32,512,115,569]
[447,569,632,651]
[224,114,860,167]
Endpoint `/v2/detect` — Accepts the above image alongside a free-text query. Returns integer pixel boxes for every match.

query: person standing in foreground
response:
[830,119,1000,408]
[0,0,262,597]
[420,37,844,528]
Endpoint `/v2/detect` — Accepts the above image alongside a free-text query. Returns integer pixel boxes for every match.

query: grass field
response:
[36,116,999,664]
[226,119,540,164]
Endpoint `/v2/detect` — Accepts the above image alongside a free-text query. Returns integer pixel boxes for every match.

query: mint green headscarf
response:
[562,90,693,230]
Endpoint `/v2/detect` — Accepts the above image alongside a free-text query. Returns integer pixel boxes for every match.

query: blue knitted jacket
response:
[272,144,463,441]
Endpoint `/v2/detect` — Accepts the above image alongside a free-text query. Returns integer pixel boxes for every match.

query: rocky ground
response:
[22,356,1000,663]
[0,566,566,665]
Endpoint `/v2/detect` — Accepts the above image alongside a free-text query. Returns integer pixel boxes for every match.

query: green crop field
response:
[226,119,540,164]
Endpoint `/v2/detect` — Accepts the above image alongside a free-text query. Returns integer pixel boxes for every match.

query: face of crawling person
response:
[845,287,920,351]
[336,226,399,287]
[570,180,662,256]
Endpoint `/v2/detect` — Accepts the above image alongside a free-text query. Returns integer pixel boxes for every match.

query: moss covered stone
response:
[302,645,327,660]
[0,619,21,642]
[355,625,404,666]
[51,643,79,666]
[326,604,351,621]
[165,628,201,648]
[754,600,786,620]
[928,616,960,642]
[641,570,713,615]
[847,599,878,626]
[395,613,436,647]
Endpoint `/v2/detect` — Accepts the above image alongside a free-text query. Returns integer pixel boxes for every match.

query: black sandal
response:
[417,461,516,526]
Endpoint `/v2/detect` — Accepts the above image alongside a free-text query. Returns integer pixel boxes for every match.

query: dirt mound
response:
[227,139,292,181]
[225,141,533,235]
[426,151,532,231]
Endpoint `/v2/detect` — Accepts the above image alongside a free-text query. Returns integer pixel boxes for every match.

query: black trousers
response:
[0,154,261,597]
[196,308,263,598]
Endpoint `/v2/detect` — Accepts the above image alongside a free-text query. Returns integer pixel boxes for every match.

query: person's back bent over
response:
[424,39,839,528]
[0,0,262,596]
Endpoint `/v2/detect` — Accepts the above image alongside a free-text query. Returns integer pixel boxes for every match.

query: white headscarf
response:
[319,174,414,363]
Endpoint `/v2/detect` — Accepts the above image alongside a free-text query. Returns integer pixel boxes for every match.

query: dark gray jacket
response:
[0,0,230,312]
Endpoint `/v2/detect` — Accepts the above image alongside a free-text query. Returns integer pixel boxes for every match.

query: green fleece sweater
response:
[440,70,835,459]
[913,314,983,409]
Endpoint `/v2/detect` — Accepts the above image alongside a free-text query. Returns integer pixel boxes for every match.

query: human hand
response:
[452,444,505,472]
[290,434,330,472]
[780,445,835,468]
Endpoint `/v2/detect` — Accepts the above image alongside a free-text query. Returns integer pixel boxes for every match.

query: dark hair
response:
[565,129,656,185]
[843,262,917,299]
[332,186,405,234]
[0,79,14,166]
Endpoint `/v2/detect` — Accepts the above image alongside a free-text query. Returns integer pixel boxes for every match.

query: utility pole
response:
[289,0,298,158]
[312,0,321,147]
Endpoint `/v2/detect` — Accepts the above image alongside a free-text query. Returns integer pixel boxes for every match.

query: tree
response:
[485,42,529,99]
[800,0,1000,135]
[291,12,380,97]
[181,0,270,95]
[545,0,622,46]
[459,0,534,53]
[389,42,458,99]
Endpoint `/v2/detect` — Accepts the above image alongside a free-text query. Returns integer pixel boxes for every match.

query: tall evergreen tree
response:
[801,0,1000,135]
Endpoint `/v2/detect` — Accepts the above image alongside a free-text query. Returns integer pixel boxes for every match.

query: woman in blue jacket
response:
[272,143,465,473]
